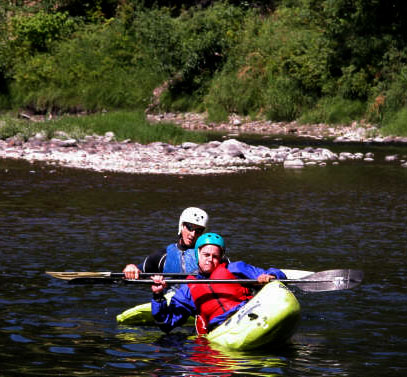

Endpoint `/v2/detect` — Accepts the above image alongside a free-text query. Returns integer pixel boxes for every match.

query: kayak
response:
[116,289,197,325]
[205,280,300,350]
[116,269,308,326]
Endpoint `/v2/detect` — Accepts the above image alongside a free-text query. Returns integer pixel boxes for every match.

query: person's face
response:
[181,222,205,247]
[198,244,222,274]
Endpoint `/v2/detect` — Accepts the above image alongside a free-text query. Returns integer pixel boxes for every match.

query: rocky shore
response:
[147,112,407,144]
[1,112,406,174]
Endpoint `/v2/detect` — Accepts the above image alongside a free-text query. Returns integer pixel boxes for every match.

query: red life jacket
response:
[188,263,253,334]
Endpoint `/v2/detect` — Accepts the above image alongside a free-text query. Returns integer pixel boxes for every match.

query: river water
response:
[0,139,406,376]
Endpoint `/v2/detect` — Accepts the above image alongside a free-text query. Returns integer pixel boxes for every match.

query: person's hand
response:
[151,275,167,294]
[257,274,276,284]
[123,264,141,280]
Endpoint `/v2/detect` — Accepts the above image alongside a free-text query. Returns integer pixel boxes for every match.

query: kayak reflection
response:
[184,337,288,377]
[115,328,289,376]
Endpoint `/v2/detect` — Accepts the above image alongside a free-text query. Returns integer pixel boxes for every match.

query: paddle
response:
[46,269,314,281]
[46,269,363,292]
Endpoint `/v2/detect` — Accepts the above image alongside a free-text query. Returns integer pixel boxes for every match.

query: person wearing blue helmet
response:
[151,232,287,334]
[123,207,208,279]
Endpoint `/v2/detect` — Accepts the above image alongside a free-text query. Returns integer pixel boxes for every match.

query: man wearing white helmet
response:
[123,207,208,279]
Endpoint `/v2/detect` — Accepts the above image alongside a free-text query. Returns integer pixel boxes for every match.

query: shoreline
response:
[1,112,407,174]
[147,112,407,144]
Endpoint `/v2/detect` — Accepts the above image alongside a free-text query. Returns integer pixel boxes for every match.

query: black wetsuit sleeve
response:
[139,248,167,273]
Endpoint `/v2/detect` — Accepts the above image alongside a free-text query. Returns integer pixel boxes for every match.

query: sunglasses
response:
[184,223,205,234]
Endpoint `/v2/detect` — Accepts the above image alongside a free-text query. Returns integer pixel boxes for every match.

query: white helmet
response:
[178,207,209,235]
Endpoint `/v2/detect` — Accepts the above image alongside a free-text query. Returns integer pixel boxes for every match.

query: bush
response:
[299,97,366,125]
[205,53,268,116]
[337,65,370,100]
[206,103,229,123]
[205,6,331,119]
[265,75,312,121]
[381,65,407,115]
[380,107,407,136]
[10,20,164,111]
[9,10,78,53]
[204,13,269,116]
[155,3,246,110]
[367,52,407,124]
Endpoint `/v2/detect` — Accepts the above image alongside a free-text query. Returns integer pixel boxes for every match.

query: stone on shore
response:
[284,159,305,169]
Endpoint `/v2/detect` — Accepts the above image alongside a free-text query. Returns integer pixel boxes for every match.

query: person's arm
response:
[227,261,287,281]
[122,249,167,279]
[141,248,167,273]
[151,277,196,333]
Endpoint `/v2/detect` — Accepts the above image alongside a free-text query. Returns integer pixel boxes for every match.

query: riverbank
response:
[147,112,407,144]
[0,135,337,175]
[1,112,407,174]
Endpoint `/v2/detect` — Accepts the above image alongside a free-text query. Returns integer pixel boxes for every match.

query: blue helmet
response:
[194,232,226,261]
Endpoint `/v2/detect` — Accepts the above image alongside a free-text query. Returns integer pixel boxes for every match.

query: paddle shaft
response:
[46,269,314,281]
[48,269,363,292]
[45,272,194,280]
[120,278,343,285]
[113,273,192,278]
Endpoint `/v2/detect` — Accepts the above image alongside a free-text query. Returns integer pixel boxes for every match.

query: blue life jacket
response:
[163,243,198,273]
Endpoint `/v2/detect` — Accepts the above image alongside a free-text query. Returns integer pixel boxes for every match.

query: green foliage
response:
[159,91,204,113]
[265,75,313,121]
[205,52,267,116]
[204,13,270,116]
[205,6,329,118]
[382,66,407,115]
[50,110,209,143]
[299,97,366,125]
[10,19,163,111]
[37,0,119,20]
[0,110,209,144]
[0,114,52,141]
[337,65,370,100]
[380,107,407,136]
[2,0,407,137]
[158,3,245,109]
[0,93,11,110]
[207,103,229,123]
[0,8,80,104]
[8,10,78,53]
[366,50,407,124]
[263,7,333,94]
[129,8,181,76]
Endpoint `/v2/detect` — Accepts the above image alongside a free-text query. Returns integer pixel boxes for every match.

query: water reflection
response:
[185,337,288,377]
[115,328,289,377]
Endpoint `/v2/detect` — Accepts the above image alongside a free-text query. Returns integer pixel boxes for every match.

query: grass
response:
[380,108,407,136]
[299,97,366,125]
[0,110,209,144]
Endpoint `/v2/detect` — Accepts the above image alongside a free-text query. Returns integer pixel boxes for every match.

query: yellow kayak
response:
[205,280,301,350]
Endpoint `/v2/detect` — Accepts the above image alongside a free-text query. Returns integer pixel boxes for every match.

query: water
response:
[0,141,406,376]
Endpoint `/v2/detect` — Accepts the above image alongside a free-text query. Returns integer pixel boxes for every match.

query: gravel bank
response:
[1,112,407,174]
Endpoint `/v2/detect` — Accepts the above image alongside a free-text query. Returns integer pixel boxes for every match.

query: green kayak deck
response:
[205,280,301,350]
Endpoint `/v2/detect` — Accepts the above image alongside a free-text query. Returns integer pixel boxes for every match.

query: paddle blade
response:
[46,271,192,282]
[68,277,120,285]
[292,269,364,292]
[46,271,112,280]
